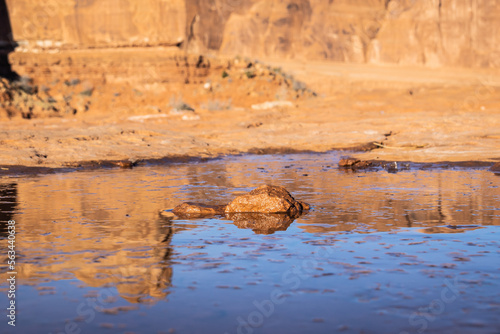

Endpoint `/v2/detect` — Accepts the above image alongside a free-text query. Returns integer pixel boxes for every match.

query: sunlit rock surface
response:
[225,185,309,215]
[4,0,500,67]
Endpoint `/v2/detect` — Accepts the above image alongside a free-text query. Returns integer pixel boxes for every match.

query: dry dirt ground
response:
[1,47,499,169]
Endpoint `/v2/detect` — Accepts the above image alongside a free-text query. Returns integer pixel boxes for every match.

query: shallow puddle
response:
[1,152,499,334]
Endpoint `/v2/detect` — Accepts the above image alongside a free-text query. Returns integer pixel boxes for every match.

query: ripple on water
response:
[0,152,499,334]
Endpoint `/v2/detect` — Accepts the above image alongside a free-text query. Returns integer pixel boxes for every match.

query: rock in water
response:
[339,158,360,167]
[225,185,309,216]
[172,202,226,218]
[339,158,372,169]
[490,162,500,172]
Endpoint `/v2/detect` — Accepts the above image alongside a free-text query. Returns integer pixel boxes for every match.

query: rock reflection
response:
[419,225,484,234]
[226,212,296,234]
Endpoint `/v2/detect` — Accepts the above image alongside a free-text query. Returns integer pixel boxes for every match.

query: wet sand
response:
[1,48,499,169]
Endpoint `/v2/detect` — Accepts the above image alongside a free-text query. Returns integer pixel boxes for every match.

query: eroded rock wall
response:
[4,0,500,68]
[218,0,500,67]
[5,0,186,48]
[370,0,500,67]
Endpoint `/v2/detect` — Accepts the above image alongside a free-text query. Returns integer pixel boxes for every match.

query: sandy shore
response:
[1,49,499,169]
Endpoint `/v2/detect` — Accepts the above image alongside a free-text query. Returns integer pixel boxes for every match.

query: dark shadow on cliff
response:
[0,0,18,80]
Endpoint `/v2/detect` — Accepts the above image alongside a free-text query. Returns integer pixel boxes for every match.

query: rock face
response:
[4,0,186,48]
[4,0,500,68]
[225,185,309,216]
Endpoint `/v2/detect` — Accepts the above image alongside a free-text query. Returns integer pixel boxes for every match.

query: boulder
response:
[172,202,226,218]
[225,185,309,216]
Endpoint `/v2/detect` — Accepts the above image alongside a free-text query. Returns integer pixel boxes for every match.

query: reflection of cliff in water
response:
[8,168,178,303]
[17,214,175,303]
[74,217,174,304]
[182,158,500,234]
[297,171,500,234]
[3,155,500,302]
[0,183,17,239]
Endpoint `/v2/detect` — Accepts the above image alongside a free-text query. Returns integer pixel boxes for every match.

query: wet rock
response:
[172,202,226,218]
[387,161,398,173]
[490,162,500,173]
[111,159,140,169]
[356,161,373,169]
[227,213,295,234]
[225,185,309,215]
[339,158,360,167]
[339,158,372,169]
[159,210,176,219]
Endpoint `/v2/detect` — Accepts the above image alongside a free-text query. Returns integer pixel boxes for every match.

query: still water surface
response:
[0,153,499,334]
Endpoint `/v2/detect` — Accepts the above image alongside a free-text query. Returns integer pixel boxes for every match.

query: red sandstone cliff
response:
[3,0,500,68]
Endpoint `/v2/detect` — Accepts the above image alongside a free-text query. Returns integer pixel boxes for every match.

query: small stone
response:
[355,160,372,169]
[339,158,360,167]
[387,161,398,172]
[490,162,500,172]
[173,202,226,218]
[159,211,175,219]
[339,158,372,169]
